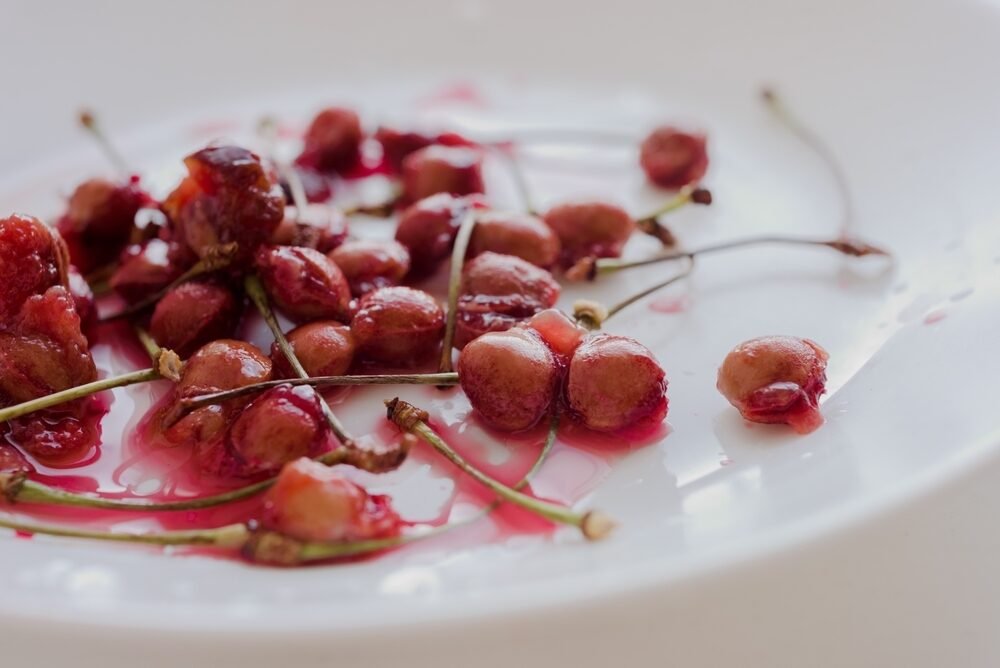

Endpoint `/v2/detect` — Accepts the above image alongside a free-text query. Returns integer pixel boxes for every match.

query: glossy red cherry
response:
[149,280,240,358]
[458,328,560,432]
[543,201,635,267]
[226,385,331,477]
[716,336,828,434]
[0,214,69,321]
[56,176,152,273]
[565,335,668,433]
[327,239,410,297]
[269,205,348,253]
[67,266,95,327]
[455,252,560,348]
[640,126,709,189]
[254,245,351,324]
[5,397,105,463]
[468,211,560,268]
[295,107,363,173]
[0,286,97,405]
[394,193,480,277]
[163,145,284,265]
[350,286,445,367]
[262,457,403,543]
[401,145,484,203]
[271,321,356,378]
[109,238,195,303]
[374,127,476,172]
[163,339,273,457]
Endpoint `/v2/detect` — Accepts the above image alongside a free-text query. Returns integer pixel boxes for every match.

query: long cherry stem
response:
[78,109,131,176]
[0,367,164,424]
[385,398,614,541]
[0,513,249,548]
[438,210,477,375]
[180,372,459,413]
[634,185,713,246]
[244,275,355,448]
[762,88,854,232]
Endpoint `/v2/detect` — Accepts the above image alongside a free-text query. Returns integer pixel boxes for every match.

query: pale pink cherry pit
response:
[0,91,878,565]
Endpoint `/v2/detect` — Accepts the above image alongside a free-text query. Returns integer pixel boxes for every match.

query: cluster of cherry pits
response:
[0,103,832,563]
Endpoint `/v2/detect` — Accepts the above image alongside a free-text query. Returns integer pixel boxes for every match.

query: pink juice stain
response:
[649,295,690,314]
[924,308,948,325]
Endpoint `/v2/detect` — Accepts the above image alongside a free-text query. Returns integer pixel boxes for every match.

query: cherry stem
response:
[78,109,131,176]
[634,185,713,247]
[575,259,696,330]
[244,275,355,448]
[762,87,854,231]
[438,210,478,375]
[594,234,889,276]
[259,116,309,213]
[133,324,162,362]
[100,244,237,322]
[385,398,615,541]
[180,372,460,413]
[492,145,536,214]
[0,366,165,425]
[0,512,249,548]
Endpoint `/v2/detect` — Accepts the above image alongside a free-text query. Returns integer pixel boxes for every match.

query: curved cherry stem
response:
[180,372,460,414]
[78,109,131,176]
[385,398,614,541]
[0,513,249,548]
[438,210,478,375]
[634,185,713,247]
[244,275,356,449]
[100,244,237,322]
[133,324,162,361]
[762,88,854,232]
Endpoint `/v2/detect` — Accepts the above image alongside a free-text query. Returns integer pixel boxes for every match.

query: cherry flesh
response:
[163,145,284,266]
[457,328,559,432]
[262,457,403,543]
[272,321,356,379]
[716,336,828,434]
[149,280,241,358]
[455,252,560,349]
[295,107,363,173]
[254,245,351,324]
[0,214,69,322]
[401,145,484,203]
[565,335,668,433]
[269,205,348,253]
[542,201,635,267]
[523,308,588,360]
[350,286,445,367]
[56,176,152,273]
[468,211,560,269]
[639,126,709,189]
[327,239,411,297]
[226,385,331,477]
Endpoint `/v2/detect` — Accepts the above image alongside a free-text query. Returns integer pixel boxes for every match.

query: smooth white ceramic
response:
[2,0,1000,666]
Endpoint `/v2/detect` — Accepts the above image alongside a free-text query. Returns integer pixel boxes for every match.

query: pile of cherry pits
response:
[0,103,836,563]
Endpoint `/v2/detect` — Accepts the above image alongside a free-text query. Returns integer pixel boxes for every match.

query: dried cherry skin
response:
[542,201,635,267]
[296,107,364,173]
[401,145,484,203]
[565,335,668,434]
[163,145,285,266]
[394,193,469,277]
[110,238,194,303]
[716,336,829,434]
[468,211,560,269]
[328,239,411,297]
[639,126,709,189]
[454,252,560,348]
[271,321,356,379]
[262,457,403,543]
[0,286,97,405]
[0,213,69,321]
[227,385,330,477]
[149,280,241,358]
[350,286,445,367]
[458,328,560,432]
[254,245,352,324]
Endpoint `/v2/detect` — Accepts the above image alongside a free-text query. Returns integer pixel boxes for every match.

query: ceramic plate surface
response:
[2,1,1000,666]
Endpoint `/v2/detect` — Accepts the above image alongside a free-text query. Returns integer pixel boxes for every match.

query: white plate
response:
[3,0,1000,666]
